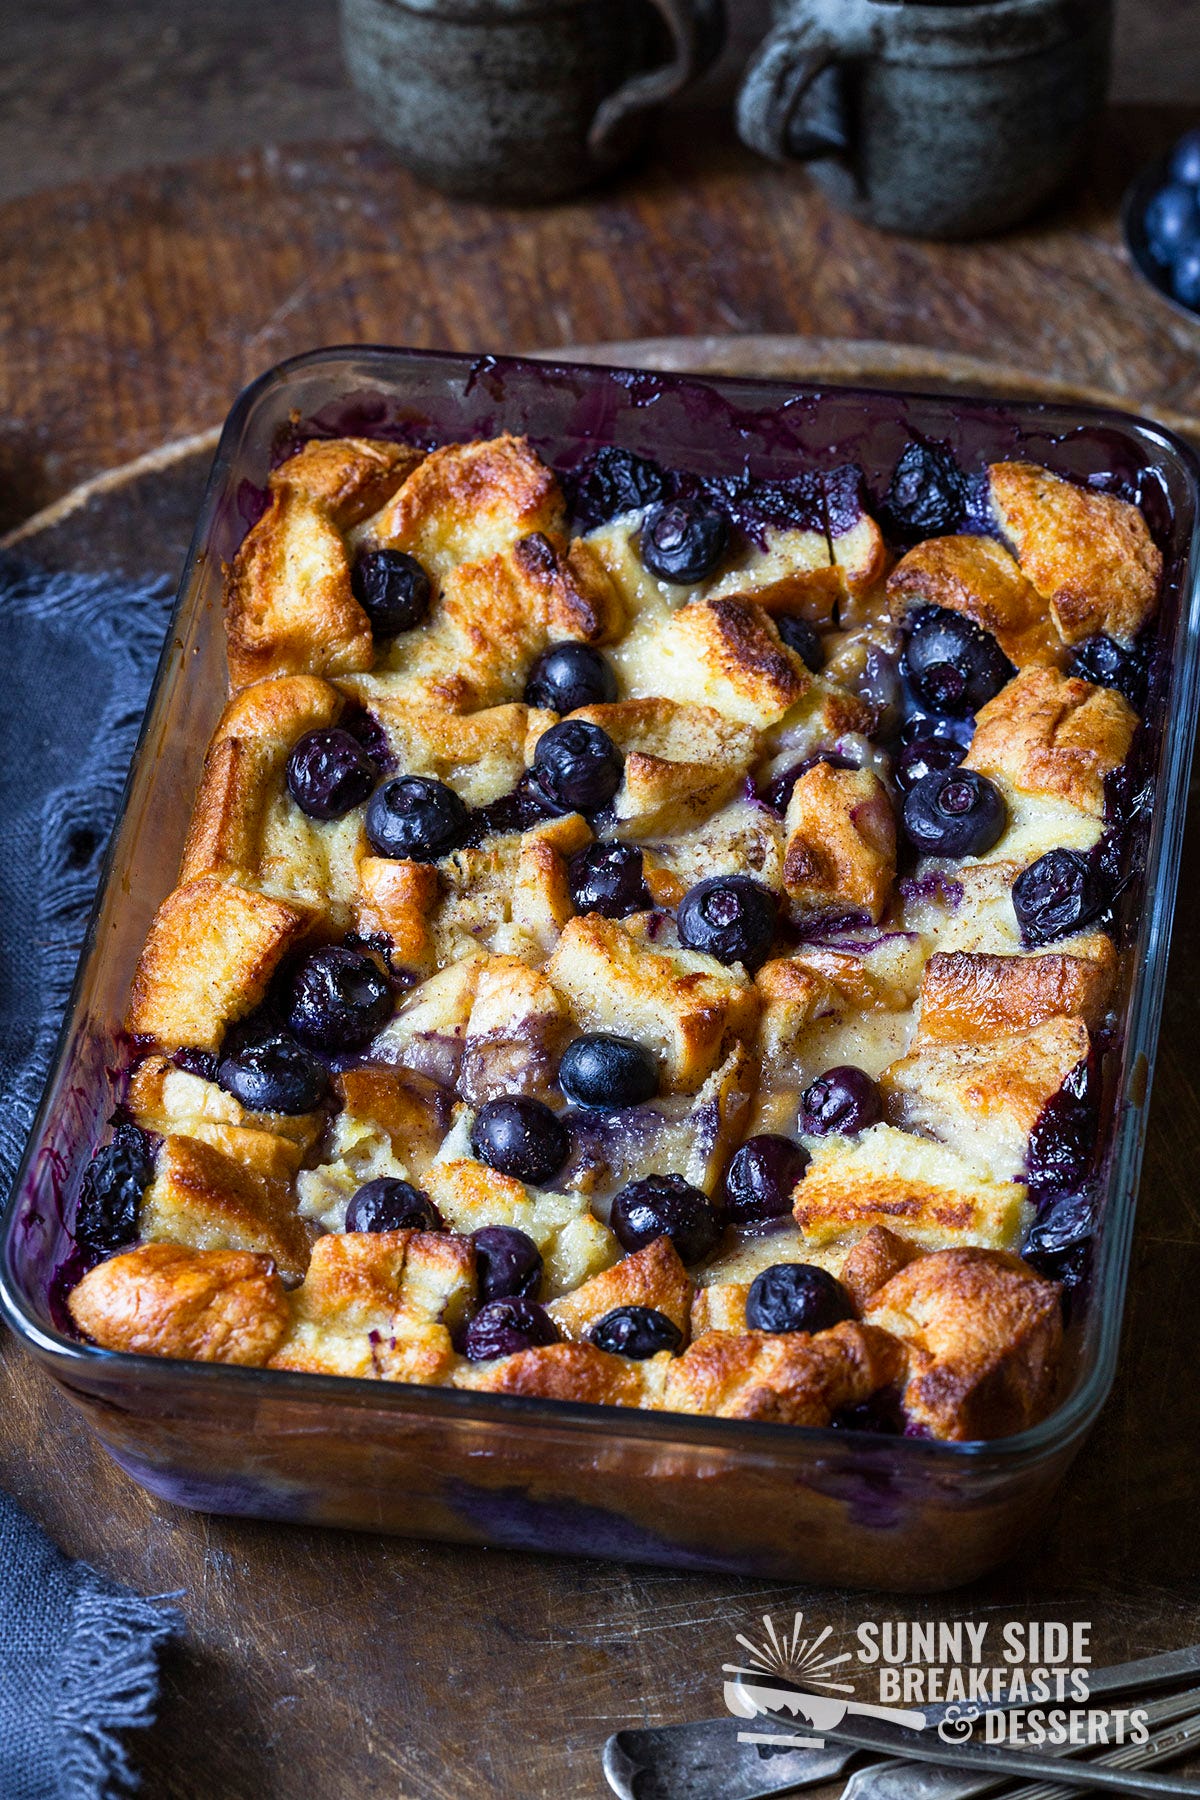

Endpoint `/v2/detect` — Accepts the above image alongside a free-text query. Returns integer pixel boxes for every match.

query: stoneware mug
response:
[736,0,1113,238]
[340,0,727,204]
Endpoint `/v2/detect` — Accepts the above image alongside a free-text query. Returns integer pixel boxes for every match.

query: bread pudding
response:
[65,428,1162,1445]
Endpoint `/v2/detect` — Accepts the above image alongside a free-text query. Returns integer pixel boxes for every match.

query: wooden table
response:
[2,21,1200,1800]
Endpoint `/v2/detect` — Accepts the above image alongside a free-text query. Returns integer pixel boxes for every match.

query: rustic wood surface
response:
[1,6,1200,1792]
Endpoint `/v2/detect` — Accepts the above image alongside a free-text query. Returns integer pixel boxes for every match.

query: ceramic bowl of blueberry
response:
[1124,127,1200,319]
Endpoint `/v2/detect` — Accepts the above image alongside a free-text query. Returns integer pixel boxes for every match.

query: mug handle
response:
[589,0,727,158]
[736,13,860,164]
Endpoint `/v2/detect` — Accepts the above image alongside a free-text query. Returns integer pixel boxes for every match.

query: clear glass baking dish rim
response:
[3,341,1198,1478]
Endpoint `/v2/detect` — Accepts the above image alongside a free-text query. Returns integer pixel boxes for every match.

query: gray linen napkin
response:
[0,552,182,1797]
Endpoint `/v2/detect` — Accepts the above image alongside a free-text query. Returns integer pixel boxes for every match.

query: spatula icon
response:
[723,1667,928,1737]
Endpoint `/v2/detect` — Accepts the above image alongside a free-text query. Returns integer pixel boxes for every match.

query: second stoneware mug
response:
[340,0,726,204]
[736,0,1113,238]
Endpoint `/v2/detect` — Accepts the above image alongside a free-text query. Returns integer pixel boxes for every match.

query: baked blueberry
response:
[1023,1188,1095,1289]
[365,774,468,861]
[587,1306,682,1359]
[677,875,777,971]
[462,1297,559,1362]
[1145,182,1200,266]
[217,1034,329,1114]
[531,720,623,814]
[799,1066,882,1137]
[1067,634,1148,706]
[569,445,668,531]
[524,642,618,713]
[881,440,967,543]
[285,946,393,1051]
[345,1178,442,1234]
[566,842,649,918]
[351,549,432,637]
[471,1225,544,1303]
[901,606,1014,716]
[74,1124,153,1258]
[775,613,825,672]
[723,1134,810,1227]
[745,1262,855,1335]
[1012,848,1107,948]
[558,1034,658,1109]
[902,768,1006,859]
[470,1096,570,1187]
[639,499,728,584]
[285,728,377,821]
[1171,128,1200,189]
[893,734,967,796]
[610,1174,723,1265]
[1172,247,1200,310]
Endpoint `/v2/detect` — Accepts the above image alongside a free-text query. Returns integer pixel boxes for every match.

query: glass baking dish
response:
[3,347,1198,1592]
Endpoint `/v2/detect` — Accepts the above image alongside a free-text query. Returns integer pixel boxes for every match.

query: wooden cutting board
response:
[4,338,1200,1800]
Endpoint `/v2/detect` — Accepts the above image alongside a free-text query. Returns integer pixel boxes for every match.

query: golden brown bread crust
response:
[141,1133,318,1280]
[863,1247,1062,1441]
[662,1321,905,1424]
[887,534,1061,667]
[69,1243,290,1365]
[366,433,564,573]
[838,1227,921,1312]
[454,1341,658,1406]
[270,437,423,529]
[647,598,812,727]
[782,763,897,924]
[918,939,1117,1040]
[988,461,1161,646]
[573,698,760,838]
[548,1237,691,1341]
[963,667,1137,817]
[127,879,311,1051]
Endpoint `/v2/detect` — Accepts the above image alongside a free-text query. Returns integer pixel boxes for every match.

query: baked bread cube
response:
[140,1132,318,1280]
[455,1341,664,1407]
[662,1320,905,1424]
[69,1242,291,1366]
[546,914,760,1094]
[917,939,1117,1041]
[635,598,812,728]
[270,437,423,530]
[571,698,760,838]
[361,433,565,576]
[355,858,440,971]
[837,1226,920,1312]
[689,1283,749,1337]
[782,763,896,924]
[793,1123,1030,1252]
[457,955,569,1106]
[425,1159,619,1298]
[547,1237,691,1341]
[335,1066,451,1179]
[887,534,1061,668]
[708,519,840,621]
[127,1055,325,1154]
[863,1246,1062,1440]
[962,667,1137,819]
[881,1015,1091,1183]
[987,461,1161,647]
[128,878,311,1051]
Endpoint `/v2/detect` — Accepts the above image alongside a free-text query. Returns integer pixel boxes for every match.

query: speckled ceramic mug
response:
[340,0,726,204]
[736,0,1113,238]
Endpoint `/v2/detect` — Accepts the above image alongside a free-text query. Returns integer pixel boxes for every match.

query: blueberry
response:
[568,445,669,531]
[775,614,825,672]
[1144,182,1200,265]
[285,728,377,821]
[639,499,728,584]
[471,1225,543,1303]
[1012,848,1107,948]
[902,767,1006,859]
[524,641,618,713]
[75,1124,153,1257]
[345,1177,442,1234]
[881,441,967,543]
[567,842,649,918]
[461,772,557,846]
[559,1034,658,1109]
[1025,1055,1097,1195]
[894,734,967,796]
[745,1262,855,1334]
[217,1035,330,1114]
[723,1134,810,1227]
[1171,128,1200,190]
[1023,1188,1095,1290]
[676,875,778,971]
[902,606,1014,716]
[1172,246,1200,310]
[799,1066,882,1136]
[610,1174,723,1265]
[470,1096,569,1187]
[531,720,623,814]
[1067,634,1148,707]
[285,946,393,1051]
[587,1305,682,1359]
[351,549,432,637]
[463,1297,559,1362]
[365,774,468,861]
